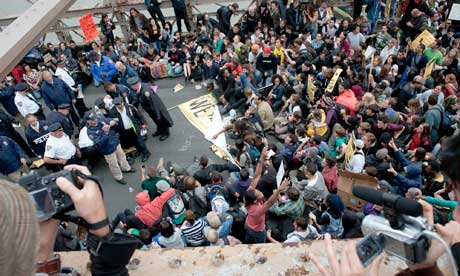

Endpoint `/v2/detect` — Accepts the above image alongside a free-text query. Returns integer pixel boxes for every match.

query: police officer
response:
[94,96,113,118]
[46,103,74,137]
[0,108,36,157]
[0,78,19,116]
[25,114,49,158]
[127,77,173,141]
[41,71,80,126]
[14,83,45,120]
[0,135,29,182]
[109,97,151,162]
[43,122,81,170]
[85,111,135,184]
[104,82,136,106]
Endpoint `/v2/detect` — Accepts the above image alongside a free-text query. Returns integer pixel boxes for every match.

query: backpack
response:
[183,190,208,217]
[247,145,261,165]
[207,184,229,213]
[434,107,455,137]
[166,192,185,225]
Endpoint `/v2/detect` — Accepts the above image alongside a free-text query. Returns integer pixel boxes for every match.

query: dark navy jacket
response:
[0,110,17,137]
[86,117,120,155]
[41,77,75,110]
[46,111,74,137]
[0,136,26,175]
[0,85,18,116]
[25,121,50,157]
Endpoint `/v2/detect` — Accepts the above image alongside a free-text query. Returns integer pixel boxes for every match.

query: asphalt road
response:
[83,78,225,218]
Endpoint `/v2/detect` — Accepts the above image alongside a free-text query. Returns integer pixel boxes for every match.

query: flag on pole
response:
[423,60,435,80]
[307,74,315,103]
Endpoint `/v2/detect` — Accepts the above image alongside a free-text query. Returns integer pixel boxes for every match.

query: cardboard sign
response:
[43,53,53,64]
[79,13,99,42]
[384,0,391,18]
[307,74,315,102]
[344,132,355,164]
[423,60,435,80]
[410,30,436,51]
[337,171,379,211]
[325,68,343,93]
[276,160,285,188]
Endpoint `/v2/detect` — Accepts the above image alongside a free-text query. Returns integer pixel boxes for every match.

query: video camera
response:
[18,169,86,223]
[353,186,433,266]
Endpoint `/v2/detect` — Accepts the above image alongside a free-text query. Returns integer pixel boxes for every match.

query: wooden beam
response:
[0,0,76,79]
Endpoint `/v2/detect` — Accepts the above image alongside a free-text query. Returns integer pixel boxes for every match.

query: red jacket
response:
[336,89,357,115]
[135,188,174,227]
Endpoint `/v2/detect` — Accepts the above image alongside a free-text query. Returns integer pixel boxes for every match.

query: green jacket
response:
[425,196,458,221]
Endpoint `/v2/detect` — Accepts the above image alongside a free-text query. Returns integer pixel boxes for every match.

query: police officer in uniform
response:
[104,82,136,106]
[109,97,151,162]
[25,114,49,158]
[43,122,81,170]
[0,108,36,157]
[85,111,135,184]
[0,78,19,116]
[46,103,75,138]
[127,77,173,141]
[0,135,29,182]
[14,83,45,120]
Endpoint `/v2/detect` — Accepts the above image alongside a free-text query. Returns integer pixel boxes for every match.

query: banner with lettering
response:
[325,68,343,94]
[79,13,99,42]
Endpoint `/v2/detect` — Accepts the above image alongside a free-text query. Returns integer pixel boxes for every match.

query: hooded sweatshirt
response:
[336,89,357,115]
[135,189,175,227]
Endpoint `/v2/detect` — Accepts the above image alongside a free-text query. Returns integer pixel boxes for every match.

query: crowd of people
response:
[2,0,460,274]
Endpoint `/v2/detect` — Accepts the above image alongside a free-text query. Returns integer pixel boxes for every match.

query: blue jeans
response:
[168,65,183,77]
[31,89,41,99]
[244,223,266,244]
[255,70,274,86]
[239,73,257,92]
[93,78,102,87]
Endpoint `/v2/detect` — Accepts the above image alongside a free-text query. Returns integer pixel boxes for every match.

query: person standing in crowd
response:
[100,13,116,45]
[43,122,81,169]
[85,111,135,184]
[128,77,173,141]
[13,83,44,120]
[24,114,49,158]
[0,108,35,157]
[109,97,151,162]
[217,3,239,35]
[171,0,191,33]
[0,135,28,182]
[41,71,80,126]
[46,103,75,138]
[0,78,18,116]
[145,0,165,28]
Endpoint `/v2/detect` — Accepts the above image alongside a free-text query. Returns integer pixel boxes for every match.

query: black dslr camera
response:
[19,170,82,222]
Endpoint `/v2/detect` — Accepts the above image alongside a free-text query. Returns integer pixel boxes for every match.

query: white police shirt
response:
[44,134,76,160]
[14,92,40,117]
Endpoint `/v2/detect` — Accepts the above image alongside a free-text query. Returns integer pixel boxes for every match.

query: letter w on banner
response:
[79,13,99,42]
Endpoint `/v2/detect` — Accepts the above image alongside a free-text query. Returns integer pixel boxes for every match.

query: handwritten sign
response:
[79,13,99,42]
[325,68,343,94]
[410,30,436,51]
[307,74,315,102]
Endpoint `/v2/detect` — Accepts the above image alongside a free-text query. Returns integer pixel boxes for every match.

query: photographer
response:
[0,165,139,276]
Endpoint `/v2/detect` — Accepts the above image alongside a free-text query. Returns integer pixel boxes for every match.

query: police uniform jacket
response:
[0,110,17,137]
[40,77,75,110]
[0,136,25,175]
[86,118,120,155]
[138,83,173,127]
[25,120,50,157]
[46,111,73,137]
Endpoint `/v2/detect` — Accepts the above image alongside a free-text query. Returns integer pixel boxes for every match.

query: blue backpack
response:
[247,145,261,165]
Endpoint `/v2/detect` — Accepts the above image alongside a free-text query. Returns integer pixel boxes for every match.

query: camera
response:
[353,186,433,266]
[18,170,81,222]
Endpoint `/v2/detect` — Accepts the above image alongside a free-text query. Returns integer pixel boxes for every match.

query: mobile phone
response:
[356,234,384,267]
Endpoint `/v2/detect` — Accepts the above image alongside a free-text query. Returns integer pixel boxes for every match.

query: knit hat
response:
[263,46,271,55]
[375,148,389,160]
[156,179,170,192]
[329,194,345,213]
[379,132,392,144]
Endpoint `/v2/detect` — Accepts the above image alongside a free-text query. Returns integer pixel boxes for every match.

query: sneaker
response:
[116,179,127,185]
[122,168,137,173]
[159,133,169,141]
[141,152,151,162]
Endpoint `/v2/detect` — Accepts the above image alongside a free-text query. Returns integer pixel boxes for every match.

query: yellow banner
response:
[178,94,217,136]
[385,0,391,18]
[344,132,356,164]
[325,68,343,94]
[307,74,315,103]
[178,94,229,160]
[410,30,436,51]
[327,7,334,18]
[423,60,435,80]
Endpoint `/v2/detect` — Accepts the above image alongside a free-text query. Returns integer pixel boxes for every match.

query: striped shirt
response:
[181,219,206,246]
